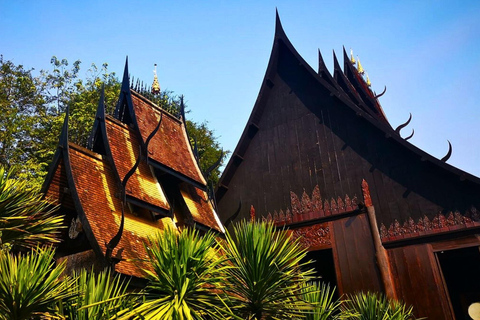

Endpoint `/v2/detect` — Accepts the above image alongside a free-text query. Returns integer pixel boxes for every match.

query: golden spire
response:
[356,56,365,74]
[151,64,160,95]
[350,48,356,65]
[366,73,371,87]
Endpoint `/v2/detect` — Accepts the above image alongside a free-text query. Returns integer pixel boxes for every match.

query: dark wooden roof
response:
[216,11,480,244]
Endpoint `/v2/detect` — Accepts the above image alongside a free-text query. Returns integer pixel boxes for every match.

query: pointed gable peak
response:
[97,84,106,119]
[275,9,287,40]
[342,46,349,64]
[121,56,130,93]
[333,50,342,71]
[59,106,69,148]
[318,49,326,72]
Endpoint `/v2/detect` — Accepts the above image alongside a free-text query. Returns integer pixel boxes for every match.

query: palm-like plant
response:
[0,166,64,249]
[60,268,135,320]
[339,292,421,320]
[301,281,341,320]
[219,220,314,319]
[0,246,74,320]
[118,227,227,320]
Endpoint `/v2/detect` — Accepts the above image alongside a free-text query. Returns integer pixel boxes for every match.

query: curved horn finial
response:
[374,86,387,99]
[404,129,415,141]
[105,114,163,262]
[204,150,224,179]
[441,140,452,162]
[395,113,412,135]
[224,201,242,228]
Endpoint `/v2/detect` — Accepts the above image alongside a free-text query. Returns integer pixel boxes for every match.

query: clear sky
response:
[2,1,480,177]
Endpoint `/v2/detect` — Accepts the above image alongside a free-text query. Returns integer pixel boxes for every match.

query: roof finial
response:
[151,64,161,95]
[366,72,371,87]
[350,48,356,65]
[357,56,365,74]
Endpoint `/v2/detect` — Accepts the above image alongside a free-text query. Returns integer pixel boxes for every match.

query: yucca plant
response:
[0,165,64,249]
[118,227,227,320]
[0,246,74,320]
[219,220,315,319]
[59,268,135,320]
[301,281,341,320]
[339,292,422,320]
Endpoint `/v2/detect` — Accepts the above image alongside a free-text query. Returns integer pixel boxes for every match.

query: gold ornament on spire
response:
[356,56,365,75]
[350,48,356,65]
[366,73,371,87]
[151,64,161,95]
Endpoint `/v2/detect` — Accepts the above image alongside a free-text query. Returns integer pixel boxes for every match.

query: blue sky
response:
[2,1,480,177]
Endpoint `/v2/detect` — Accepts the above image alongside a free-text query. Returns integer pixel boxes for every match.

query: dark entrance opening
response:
[437,246,480,320]
[303,249,339,300]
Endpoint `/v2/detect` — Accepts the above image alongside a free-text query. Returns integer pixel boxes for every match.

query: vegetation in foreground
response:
[0,165,422,319]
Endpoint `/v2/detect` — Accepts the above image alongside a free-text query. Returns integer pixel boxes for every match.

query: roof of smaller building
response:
[131,92,207,187]
[106,116,170,213]
[68,143,173,278]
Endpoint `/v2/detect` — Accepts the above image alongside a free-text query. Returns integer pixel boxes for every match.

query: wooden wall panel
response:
[388,244,453,320]
[332,214,382,294]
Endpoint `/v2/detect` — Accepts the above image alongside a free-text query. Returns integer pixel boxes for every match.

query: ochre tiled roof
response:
[68,143,174,278]
[131,92,206,186]
[179,182,223,232]
[105,117,170,212]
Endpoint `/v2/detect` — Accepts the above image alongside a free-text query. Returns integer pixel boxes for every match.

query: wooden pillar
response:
[362,179,397,300]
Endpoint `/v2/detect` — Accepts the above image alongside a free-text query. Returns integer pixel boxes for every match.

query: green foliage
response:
[0,165,63,249]
[119,227,226,319]
[0,55,48,187]
[186,120,228,186]
[340,292,422,320]
[301,281,341,320]
[0,246,74,320]
[0,55,225,189]
[219,220,315,319]
[60,268,135,320]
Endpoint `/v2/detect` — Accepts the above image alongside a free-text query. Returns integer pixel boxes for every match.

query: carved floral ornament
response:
[380,207,480,242]
[290,223,331,249]
[262,184,358,225]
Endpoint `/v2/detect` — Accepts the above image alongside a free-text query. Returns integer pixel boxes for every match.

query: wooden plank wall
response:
[388,244,453,320]
[332,214,383,294]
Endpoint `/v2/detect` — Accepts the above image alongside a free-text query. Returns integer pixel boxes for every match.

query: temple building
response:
[41,60,224,284]
[216,12,480,319]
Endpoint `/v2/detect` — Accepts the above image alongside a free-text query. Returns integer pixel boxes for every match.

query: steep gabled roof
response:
[179,182,224,232]
[217,10,480,211]
[130,92,207,189]
[43,110,174,278]
[105,116,170,214]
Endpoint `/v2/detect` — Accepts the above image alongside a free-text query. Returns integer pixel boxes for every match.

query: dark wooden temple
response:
[216,12,480,319]
[42,60,224,283]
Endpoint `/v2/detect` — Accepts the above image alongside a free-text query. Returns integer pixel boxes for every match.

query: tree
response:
[186,120,227,186]
[118,227,227,319]
[0,55,48,186]
[0,56,225,189]
[219,221,315,319]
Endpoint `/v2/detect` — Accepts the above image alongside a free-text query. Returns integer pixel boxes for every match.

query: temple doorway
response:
[304,249,339,299]
[436,246,480,320]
